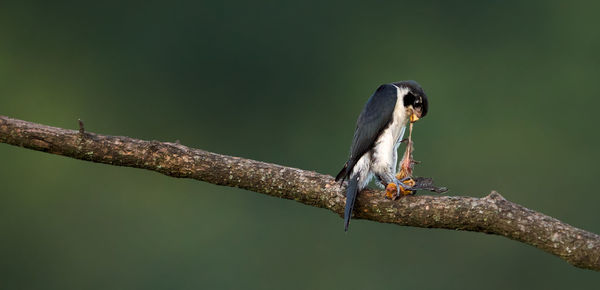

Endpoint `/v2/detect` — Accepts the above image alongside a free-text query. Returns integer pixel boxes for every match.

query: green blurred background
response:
[1,0,599,289]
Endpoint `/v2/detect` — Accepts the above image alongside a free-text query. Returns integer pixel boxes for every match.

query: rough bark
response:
[1,115,599,271]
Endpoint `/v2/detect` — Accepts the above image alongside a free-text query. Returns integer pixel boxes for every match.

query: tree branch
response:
[1,115,599,271]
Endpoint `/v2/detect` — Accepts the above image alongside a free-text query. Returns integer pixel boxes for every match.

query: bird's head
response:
[394,80,429,123]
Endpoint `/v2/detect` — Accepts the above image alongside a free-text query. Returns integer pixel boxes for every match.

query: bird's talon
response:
[395,177,416,196]
[385,181,415,199]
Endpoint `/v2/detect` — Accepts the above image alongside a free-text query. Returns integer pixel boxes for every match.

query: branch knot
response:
[485,190,506,202]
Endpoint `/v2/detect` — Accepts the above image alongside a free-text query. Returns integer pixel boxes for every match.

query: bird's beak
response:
[410,111,421,123]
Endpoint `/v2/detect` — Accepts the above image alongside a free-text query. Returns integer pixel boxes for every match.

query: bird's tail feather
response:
[344,175,359,232]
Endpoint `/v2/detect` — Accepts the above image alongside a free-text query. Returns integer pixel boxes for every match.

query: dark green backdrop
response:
[1,1,599,289]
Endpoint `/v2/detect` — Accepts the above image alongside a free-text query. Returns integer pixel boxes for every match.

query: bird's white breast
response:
[370,86,409,175]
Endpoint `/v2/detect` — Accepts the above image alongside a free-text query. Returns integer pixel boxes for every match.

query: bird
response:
[335,80,429,231]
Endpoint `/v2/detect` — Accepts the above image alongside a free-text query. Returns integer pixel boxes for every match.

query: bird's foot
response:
[385,177,417,200]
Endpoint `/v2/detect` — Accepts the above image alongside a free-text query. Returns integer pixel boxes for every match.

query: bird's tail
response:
[344,175,359,232]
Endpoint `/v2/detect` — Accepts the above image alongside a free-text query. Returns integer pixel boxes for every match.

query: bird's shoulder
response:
[349,84,399,159]
[358,84,399,124]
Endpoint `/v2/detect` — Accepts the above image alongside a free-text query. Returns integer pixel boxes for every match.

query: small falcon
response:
[335,81,429,231]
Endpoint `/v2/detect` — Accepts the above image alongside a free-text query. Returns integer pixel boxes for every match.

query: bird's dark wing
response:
[350,84,398,161]
[336,84,398,182]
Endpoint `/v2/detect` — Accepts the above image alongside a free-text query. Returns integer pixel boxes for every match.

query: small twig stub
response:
[78,119,85,135]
